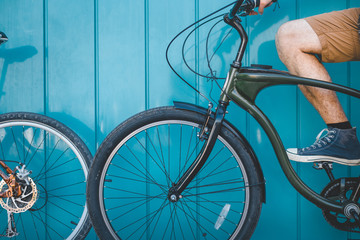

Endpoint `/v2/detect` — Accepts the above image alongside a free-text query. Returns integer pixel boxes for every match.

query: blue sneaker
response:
[287,127,360,166]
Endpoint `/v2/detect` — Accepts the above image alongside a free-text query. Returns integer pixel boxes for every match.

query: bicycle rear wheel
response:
[0,112,92,239]
[88,106,263,240]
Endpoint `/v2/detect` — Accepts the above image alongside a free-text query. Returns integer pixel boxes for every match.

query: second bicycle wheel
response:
[88,106,264,240]
[0,112,92,239]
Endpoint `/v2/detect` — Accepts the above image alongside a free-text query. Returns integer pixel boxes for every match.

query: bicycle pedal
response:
[313,162,333,170]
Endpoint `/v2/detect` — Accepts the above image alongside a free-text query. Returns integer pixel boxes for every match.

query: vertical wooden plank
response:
[0,1,44,113]
[46,0,95,152]
[97,0,145,142]
[148,0,196,108]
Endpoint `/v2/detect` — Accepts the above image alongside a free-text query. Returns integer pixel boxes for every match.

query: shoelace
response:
[302,128,336,151]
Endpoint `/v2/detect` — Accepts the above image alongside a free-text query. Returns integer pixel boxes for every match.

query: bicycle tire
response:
[87,106,263,240]
[0,112,92,239]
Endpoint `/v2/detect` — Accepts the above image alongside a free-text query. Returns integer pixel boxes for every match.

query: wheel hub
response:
[168,187,181,203]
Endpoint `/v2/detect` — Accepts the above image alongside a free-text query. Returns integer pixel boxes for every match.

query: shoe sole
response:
[286,151,360,166]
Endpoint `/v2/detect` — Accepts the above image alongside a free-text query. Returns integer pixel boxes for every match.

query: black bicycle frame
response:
[227,69,360,213]
[170,6,360,214]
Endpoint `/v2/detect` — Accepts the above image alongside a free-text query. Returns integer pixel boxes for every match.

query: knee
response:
[275,21,299,60]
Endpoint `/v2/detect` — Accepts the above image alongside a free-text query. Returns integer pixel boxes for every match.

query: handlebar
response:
[229,0,260,19]
[229,0,245,19]
[225,0,278,67]
[229,0,277,20]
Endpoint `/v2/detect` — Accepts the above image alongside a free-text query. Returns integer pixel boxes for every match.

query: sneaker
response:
[287,127,360,166]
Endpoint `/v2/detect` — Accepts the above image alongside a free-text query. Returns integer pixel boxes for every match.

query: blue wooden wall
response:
[0,0,360,239]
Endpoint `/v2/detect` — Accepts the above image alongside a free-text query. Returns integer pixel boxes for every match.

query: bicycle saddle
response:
[0,32,8,45]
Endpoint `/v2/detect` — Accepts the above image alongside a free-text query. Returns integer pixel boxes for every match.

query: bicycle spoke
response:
[149,199,168,239]
[47,193,84,207]
[174,204,186,240]
[193,165,242,186]
[116,199,170,235]
[196,144,226,176]
[183,185,246,197]
[117,150,167,193]
[34,143,70,182]
[107,173,167,189]
[110,194,165,224]
[47,200,81,219]
[11,127,23,162]
[19,214,29,240]
[36,168,82,182]
[94,116,260,239]
[109,162,154,184]
[30,210,43,239]
[104,186,161,199]
[155,126,169,187]
[143,130,173,186]
[185,178,245,192]
[0,114,91,239]
[180,200,218,239]
[23,127,39,165]
[46,181,85,193]
[194,194,245,214]
[179,200,197,239]
[31,209,66,239]
[24,131,48,167]
[162,202,177,239]
[135,200,168,240]
[184,197,239,227]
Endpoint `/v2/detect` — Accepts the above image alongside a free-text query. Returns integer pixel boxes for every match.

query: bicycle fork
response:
[167,101,228,201]
[167,65,240,201]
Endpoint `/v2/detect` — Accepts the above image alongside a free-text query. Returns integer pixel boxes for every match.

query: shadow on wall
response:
[0,45,38,97]
[48,111,96,155]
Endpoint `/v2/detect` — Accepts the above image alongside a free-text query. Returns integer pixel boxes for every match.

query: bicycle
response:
[87,1,360,239]
[0,32,92,239]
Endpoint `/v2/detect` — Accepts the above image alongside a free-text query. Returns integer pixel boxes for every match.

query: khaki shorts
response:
[305,8,360,63]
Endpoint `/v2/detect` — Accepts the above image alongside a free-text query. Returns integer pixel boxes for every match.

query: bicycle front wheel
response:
[88,106,263,240]
[0,112,92,239]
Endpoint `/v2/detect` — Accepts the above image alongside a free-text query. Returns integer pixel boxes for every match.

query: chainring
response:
[321,177,360,232]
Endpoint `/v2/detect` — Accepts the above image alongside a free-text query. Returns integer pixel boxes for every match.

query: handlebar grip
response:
[229,0,245,19]
[229,0,262,19]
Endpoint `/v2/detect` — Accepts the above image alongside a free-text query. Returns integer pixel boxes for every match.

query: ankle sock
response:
[327,121,352,129]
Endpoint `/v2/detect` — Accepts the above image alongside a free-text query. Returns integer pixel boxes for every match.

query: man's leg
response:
[275,9,360,165]
[275,19,348,124]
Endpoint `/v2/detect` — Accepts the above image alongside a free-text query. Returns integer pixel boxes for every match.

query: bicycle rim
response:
[98,119,251,240]
[0,116,90,239]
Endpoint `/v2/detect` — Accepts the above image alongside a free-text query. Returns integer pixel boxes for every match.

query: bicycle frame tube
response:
[225,68,360,213]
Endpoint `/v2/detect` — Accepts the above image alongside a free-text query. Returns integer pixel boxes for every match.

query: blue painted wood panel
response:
[0,0,360,239]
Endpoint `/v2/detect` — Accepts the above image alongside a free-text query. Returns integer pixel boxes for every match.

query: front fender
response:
[173,101,266,203]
